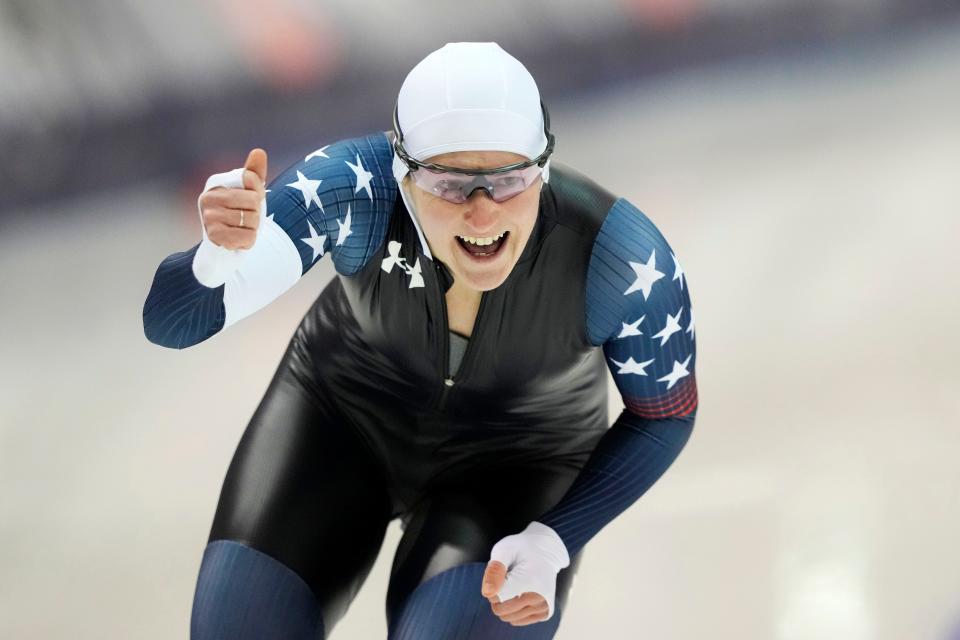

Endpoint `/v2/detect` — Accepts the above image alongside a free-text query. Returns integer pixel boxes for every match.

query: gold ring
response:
[239,209,245,228]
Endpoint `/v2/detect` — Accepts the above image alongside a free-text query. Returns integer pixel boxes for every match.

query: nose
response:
[463,190,499,233]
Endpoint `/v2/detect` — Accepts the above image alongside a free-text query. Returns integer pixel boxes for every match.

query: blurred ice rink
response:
[2,12,959,640]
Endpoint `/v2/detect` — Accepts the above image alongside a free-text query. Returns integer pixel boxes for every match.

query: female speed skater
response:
[143,41,698,639]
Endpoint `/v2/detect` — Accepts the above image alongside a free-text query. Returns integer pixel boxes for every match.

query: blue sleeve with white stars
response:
[143,132,396,349]
[536,198,698,556]
[267,132,397,278]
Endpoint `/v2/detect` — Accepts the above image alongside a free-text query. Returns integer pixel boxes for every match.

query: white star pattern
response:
[300,220,327,263]
[624,249,665,300]
[346,153,374,200]
[305,145,331,162]
[608,356,655,376]
[617,315,645,339]
[652,307,683,347]
[671,252,685,290]
[686,307,696,341]
[657,354,692,390]
[336,204,353,247]
[286,171,324,212]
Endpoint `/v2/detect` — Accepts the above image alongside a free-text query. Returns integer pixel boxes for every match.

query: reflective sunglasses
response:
[392,100,556,204]
[408,164,544,204]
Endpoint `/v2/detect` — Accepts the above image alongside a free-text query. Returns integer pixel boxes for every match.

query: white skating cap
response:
[392,42,549,180]
[391,42,550,259]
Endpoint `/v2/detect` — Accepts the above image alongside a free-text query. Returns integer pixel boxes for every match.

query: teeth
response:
[459,231,506,246]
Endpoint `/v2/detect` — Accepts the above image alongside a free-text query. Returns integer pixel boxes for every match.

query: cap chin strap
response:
[392,147,434,260]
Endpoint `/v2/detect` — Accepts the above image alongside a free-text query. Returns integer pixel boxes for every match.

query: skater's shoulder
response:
[541,162,618,235]
[264,131,399,276]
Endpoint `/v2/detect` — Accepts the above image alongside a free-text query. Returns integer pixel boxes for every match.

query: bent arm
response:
[143,243,227,349]
[142,132,398,349]
[535,408,695,557]
[535,198,699,556]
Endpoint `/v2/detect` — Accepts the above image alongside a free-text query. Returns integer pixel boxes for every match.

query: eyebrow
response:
[432,155,525,170]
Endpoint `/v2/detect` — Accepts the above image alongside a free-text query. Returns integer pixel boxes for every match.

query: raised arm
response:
[142,132,397,349]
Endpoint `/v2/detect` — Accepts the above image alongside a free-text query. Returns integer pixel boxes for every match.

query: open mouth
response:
[456,231,509,259]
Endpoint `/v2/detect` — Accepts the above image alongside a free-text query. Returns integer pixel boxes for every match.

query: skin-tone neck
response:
[445,280,483,337]
[404,150,543,337]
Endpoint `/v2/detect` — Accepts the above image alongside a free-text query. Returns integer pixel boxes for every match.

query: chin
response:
[460,269,510,291]
[451,253,514,291]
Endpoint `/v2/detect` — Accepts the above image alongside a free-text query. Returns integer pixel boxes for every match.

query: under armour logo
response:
[381,240,424,288]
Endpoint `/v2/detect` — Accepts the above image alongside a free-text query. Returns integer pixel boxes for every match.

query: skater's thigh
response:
[208,334,393,627]
[386,464,583,622]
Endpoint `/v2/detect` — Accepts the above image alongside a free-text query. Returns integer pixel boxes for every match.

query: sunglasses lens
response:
[411,165,541,204]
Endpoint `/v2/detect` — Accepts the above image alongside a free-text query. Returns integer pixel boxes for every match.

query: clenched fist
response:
[481,521,570,626]
[198,148,268,250]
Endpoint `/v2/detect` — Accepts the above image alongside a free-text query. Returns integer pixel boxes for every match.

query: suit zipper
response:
[433,262,492,412]
[435,262,454,412]
[450,292,488,389]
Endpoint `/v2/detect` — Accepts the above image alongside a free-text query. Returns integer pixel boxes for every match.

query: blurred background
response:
[2,1,959,638]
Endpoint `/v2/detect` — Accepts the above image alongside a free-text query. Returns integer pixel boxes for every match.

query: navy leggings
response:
[190,334,584,639]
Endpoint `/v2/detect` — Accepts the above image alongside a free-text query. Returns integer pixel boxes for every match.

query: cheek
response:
[411,196,448,235]
[417,210,441,235]
[416,202,459,250]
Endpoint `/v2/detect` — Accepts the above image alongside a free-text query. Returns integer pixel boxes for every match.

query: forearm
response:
[143,243,226,349]
[143,168,305,349]
[536,408,695,556]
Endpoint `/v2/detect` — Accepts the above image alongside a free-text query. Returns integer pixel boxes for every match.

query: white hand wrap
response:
[488,521,570,621]
[191,167,266,288]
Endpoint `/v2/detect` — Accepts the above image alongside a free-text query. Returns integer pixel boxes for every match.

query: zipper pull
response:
[444,377,455,387]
